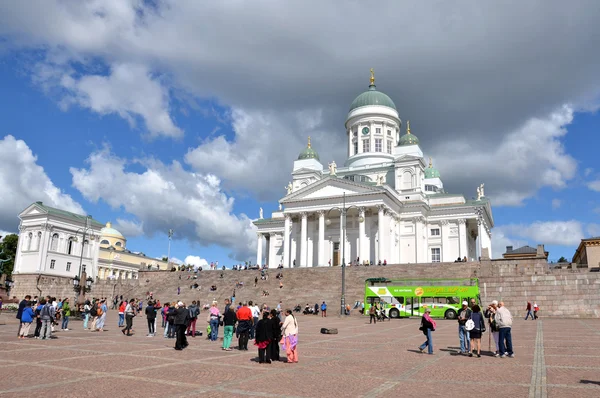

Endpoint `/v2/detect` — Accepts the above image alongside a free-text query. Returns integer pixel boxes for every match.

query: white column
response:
[358,207,365,264]
[458,219,467,259]
[477,218,484,260]
[441,220,450,262]
[377,205,385,263]
[348,130,352,157]
[283,215,291,268]
[300,212,308,267]
[318,211,325,266]
[256,233,263,266]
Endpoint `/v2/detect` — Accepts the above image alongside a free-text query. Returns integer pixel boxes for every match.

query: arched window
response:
[36,232,42,251]
[100,239,110,245]
[67,237,75,255]
[403,171,413,190]
[115,241,122,247]
[83,240,89,257]
[27,232,33,251]
[50,234,59,251]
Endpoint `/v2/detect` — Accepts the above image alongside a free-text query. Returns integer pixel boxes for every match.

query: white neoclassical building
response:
[12,202,169,282]
[253,71,493,268]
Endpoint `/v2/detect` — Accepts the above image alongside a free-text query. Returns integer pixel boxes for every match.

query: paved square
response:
[1,313,599,398]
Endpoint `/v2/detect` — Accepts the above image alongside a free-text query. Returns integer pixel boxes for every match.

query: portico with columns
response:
[253,70,493,268]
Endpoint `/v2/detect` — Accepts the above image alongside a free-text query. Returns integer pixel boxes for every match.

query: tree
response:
[0,234,19,277]
[161,256,168,262]
[558,256,568,263]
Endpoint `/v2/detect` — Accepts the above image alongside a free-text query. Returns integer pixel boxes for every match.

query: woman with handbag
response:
[418,307,436,355]
[469,305,486,357]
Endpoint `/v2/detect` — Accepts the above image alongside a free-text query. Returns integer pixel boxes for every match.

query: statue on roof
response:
[376,174,386,186]
[259,207,263,219]
[476,183,485,200]
[285,182,293,195]
[328,160,337,176]
[279,203,282,211]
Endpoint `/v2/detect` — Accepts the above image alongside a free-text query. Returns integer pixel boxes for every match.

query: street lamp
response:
[325,192,363,316]
[167,229,174,269]
[73,215,94,304]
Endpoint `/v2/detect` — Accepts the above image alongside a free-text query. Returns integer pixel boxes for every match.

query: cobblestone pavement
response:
[1,312,599,398]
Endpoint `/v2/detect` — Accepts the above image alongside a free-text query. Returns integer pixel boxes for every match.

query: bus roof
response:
[365,278,478,286]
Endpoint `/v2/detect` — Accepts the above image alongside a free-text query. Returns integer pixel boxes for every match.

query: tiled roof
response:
[505,245,537,254]
[34,202,104,228]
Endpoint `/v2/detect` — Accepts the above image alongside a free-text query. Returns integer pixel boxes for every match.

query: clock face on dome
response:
[362,127,370,135]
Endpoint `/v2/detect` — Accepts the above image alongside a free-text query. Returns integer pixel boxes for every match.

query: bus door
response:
[405,296,415,317]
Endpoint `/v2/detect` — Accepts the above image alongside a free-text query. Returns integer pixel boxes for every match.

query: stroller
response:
[376,308,388,322]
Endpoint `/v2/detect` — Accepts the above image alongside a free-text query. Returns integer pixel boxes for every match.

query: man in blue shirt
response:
[16,295,31,336]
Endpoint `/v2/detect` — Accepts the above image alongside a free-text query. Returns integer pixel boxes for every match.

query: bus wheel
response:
[445,309,457,320]
[389,308,399,319]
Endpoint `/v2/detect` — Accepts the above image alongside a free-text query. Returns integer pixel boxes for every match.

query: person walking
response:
[369,304,377,324]
[83,300,92,330]
[249,301,260,339]
[221,305,236,351]
[16,295,31,336]
[118,300,126,327]
[457,301,472,355]
[525,301,534,320]
[96,299,107,331]
[468,305,486,357]
[18,301,35,339]
[122,299,136,336]
[533,302,539,320]
[321,301,327,317]
[145,301,156,337]
[255,311,272,364]
[418,307,436,355]
[34,300,44,338]
[60,298,71,331]
[281,309,298,363]
[174,301,189,350]
[485,300,500,356]
[496,301,514,358]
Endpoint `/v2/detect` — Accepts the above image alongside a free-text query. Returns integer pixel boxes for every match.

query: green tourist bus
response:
[364,277,481,319]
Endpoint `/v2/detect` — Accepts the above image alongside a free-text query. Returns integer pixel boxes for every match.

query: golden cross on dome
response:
[307,136,311,148]
[370,68,375,85]
[407,120,411,134]
[429,157,433,168]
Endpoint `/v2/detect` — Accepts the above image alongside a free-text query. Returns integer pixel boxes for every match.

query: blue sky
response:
[1,1,599,266]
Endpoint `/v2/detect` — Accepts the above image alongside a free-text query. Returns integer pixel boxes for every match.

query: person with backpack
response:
[60,298,71,331]
[40,298,55,340]
[166,302,177,338]
[468,305,486,357]
[16,295,31,337]
[122,299,136,336]
[207,301,221,341]
[369,304,377,324]
[145,301,157,337]
[457,301,472,355]
[187,301,200,337]
[418,307,436,355]
[34,300,44,338]
[321,301,327,317]
[19,301,35,339]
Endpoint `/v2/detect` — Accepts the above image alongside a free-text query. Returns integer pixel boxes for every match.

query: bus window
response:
[393,297,405,305]
[367,297,381,305]
[447,297,460,304]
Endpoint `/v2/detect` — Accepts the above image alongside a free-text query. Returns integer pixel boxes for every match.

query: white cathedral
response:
[254,71,493,268]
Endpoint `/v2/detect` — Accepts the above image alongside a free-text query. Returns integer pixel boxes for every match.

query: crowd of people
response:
[12,293,300,364]
[419,299,515,358]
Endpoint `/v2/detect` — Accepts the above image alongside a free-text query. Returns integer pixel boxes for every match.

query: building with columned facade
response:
[253,71,493,268]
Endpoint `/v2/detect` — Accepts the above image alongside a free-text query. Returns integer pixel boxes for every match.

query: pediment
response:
[395,154,423,163]
[291,167,323,175]
[283,177,382,202]
[20,203,47,218]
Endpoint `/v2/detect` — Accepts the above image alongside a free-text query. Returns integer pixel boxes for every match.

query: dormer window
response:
[376,128,381,134]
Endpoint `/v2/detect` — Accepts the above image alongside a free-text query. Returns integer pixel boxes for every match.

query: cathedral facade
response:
[254,71,493,268]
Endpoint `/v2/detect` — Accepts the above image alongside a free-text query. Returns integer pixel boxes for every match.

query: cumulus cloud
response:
[495,220,587,248]
[70,147,255,260]
[587,180,600,192]
[0,135,84,231]
[1,2,600,204]
[114,218,144,238]
[184,255,209,269]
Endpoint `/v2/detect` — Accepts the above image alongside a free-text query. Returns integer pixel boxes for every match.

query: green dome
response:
[349,84,397,112]
[424,167,440,179]
[297,137,320,160]
[398,120,419,146]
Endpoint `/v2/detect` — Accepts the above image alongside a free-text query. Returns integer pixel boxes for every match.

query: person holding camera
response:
[485,300,500,356]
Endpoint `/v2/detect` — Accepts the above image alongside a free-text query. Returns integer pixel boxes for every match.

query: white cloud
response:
[433,106,577,206]
[587,180,600,192]
[551,199,562,210]
[495,220,586,247]
[114,218,144,238]
[587,224,600,238]
[59,63,182,139]
[70,147,256,260]
[491,229,527,259]
[584,168,594,177]
[0,135,84,231]
[184,255,209,269]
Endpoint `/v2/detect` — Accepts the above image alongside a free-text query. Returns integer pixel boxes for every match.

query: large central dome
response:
[349,83,396,112]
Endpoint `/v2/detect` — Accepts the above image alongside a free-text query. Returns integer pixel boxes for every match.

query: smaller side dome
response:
[297,136,320,161]
[398,120,420,146]
[101,222,124,238]
[424,158,441,179]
